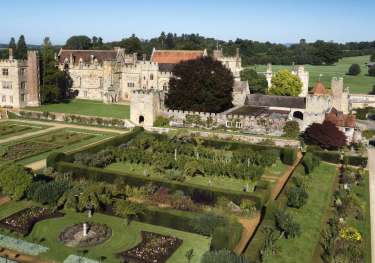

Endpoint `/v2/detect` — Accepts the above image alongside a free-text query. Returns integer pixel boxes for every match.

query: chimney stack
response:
[8,48,13,60]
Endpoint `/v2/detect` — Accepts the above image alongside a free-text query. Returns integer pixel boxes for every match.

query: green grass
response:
[23,211,210,263]
[263,160,289,178]
[105,161,270,192]
[263,162,337,263]
[250,56,375,94]
[0,121,50,139]
[26,99,130,119]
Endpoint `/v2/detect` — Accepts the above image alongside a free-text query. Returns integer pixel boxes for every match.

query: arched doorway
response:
[293,111,304,120]
[139,115,144,124]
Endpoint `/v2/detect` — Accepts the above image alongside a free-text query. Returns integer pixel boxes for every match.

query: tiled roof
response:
[325,108,356,128]
[312,81,328,95]
[58,49,117,65]
[245,94,306,109]
[151,49,204,64]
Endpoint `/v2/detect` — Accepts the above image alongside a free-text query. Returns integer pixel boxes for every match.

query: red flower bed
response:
[0,207,64,235]
[117,231,183,263]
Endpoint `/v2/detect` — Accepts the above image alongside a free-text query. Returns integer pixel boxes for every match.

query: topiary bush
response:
[281,148,297,165]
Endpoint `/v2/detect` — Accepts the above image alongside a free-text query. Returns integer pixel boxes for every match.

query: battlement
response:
[0,59,27,67]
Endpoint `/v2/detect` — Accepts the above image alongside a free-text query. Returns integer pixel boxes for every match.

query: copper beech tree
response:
[166,57,234,113]
[303,121,347,150]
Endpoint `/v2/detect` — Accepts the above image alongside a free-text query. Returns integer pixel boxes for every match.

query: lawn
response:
[24,211,210,263]
[263,162,337,263]
[0,128,117,165]
[251,56,375,94]
[26,99,130,119]
[0,121,50,139]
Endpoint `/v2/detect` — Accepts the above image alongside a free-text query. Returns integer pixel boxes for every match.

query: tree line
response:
[62,34,375,66]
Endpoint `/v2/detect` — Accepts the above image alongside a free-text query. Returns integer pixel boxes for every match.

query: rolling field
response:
[250,56,374,94]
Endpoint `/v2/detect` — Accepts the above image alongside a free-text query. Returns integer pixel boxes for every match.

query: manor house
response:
[57,47,246,104]
[0,49,40,108]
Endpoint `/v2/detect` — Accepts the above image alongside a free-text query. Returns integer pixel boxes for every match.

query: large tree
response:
[15,35,27,60]
[8,37,16,52]
[165,57,234,113]
[65,35,92,50]
[0,164,32,200]
[240,68,268,94]
[40,37,73,103]
[303,121,347,150]
[269,69,302,96]
[120,34,143,54]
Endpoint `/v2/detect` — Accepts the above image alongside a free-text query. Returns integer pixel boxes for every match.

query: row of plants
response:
[0,207,64,236]
[0,141,59,161]
[244,152,321,262]
[12,110,128,128]
[0,123,30,136]
[319,163,370,262]
[117,231,183,263]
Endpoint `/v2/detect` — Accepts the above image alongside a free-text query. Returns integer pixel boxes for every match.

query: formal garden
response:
[0,128,117,165]
[0,121,50,140]
[0,127,300,262]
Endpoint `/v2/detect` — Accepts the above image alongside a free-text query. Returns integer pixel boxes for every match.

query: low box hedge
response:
[311,151,367,167]
[54,162,270,208]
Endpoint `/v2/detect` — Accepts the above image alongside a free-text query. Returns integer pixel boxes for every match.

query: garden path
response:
[0,247,55,263]
[368,147,375,263]
[233,213,261,255]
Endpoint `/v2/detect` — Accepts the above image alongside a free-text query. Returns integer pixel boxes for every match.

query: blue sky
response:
[1,0,373,45]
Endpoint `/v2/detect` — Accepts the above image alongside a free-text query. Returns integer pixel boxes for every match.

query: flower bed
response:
[0,207,64,235]
[117,231,183,263]
[34,130,94,146]
[0,141,60,161]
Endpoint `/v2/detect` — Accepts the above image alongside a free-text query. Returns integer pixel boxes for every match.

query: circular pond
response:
[59,222,112,248]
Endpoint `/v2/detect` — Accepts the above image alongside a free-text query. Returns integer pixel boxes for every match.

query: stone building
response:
[0,49,40,108]
[57,47,247,105]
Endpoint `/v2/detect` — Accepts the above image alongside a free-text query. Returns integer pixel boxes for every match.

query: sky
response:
[1,0,373,45]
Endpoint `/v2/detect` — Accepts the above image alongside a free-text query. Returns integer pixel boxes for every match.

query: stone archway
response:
[293,111,304,120]
[139,115,145,124]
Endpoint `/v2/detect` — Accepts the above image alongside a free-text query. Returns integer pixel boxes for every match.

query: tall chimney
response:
[8,48,13,60]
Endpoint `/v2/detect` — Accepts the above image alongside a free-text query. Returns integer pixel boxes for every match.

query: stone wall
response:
[350,94,375,109]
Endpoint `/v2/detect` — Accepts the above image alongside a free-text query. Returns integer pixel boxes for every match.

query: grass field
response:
[263,162,337,263]
[0,201,210,263]
[251,56,375,94]
[26,99,130,119]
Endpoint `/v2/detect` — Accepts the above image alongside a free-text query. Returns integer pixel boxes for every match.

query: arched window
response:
[139,115,144,124]
[150,74,154,80]
[293,111,304,120]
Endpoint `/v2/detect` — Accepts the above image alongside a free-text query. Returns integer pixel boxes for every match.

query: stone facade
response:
[0,49,40,108]
[58,48,243,104]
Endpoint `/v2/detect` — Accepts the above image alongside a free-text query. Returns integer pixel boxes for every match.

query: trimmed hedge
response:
[54,162,270,208]
[281,148,297,165]
[311,151,367,167]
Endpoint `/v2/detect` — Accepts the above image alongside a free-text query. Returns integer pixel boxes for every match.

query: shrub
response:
[154,116,170,127]
[281,148,297,165]
[27,180,70,205]
[302,152,320,174]
[287,186,308,208]
[0,163,33,200]
[190,213,227,236]
[362,129,375,140]
[275,209,301,239]
[201,249,250,263]
[347,64,361,76]
[283,121,300,138]
[210,219,243,250]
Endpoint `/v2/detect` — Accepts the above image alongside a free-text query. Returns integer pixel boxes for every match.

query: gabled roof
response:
[311,81,328,96]
[325,107,356,128]
[151,49,205,64]
[245,94,306,109]
[57,49,117,65]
